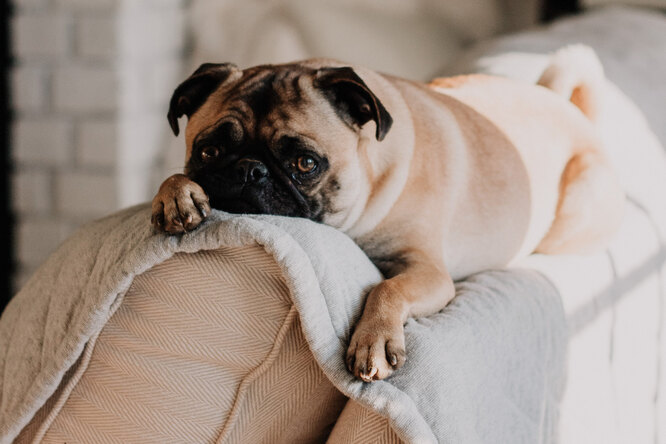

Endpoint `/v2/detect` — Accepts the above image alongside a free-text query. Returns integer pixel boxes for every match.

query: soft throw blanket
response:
[0,205,565,443]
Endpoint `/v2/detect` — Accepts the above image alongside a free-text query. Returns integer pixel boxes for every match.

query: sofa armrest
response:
[17,245,347,443]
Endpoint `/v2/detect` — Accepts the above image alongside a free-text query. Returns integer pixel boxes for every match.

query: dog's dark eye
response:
[293,156,317,174]
[201,146,219,161]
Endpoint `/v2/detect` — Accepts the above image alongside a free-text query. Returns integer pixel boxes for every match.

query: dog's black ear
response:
[167,63,240,136]
[315,67,392,141]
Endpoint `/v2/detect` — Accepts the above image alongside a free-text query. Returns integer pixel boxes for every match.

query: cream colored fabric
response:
[19,246,346,444]
[328,400,404,444]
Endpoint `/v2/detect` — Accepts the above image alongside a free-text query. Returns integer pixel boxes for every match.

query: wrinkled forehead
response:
[185,65,338,155]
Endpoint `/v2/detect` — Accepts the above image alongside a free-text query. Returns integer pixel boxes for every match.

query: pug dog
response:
[152,45,624,382]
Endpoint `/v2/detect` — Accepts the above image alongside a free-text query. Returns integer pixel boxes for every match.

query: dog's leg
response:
[536,150,624,255]
[346,254,455,381]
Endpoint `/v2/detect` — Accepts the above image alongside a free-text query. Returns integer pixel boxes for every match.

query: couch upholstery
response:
[17,247,346,444]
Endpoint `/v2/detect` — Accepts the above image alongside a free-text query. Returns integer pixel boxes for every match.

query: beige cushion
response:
[18,246,347,443]
[328,400,404,444]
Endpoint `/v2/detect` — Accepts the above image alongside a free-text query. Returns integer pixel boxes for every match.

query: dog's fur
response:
[152,45,624,382]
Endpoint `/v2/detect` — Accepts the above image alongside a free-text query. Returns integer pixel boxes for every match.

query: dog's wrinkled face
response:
[167,62,392,225]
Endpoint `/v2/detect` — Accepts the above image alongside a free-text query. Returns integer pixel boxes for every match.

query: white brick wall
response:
[12,14,70,58]
[13,168,52,214]
[77,17,117,59]
[56,171,117,216]
[13,119,73,166]
[10,0,187,293]
[16,218,74,267]
[11,65,46,112]
[53,65,118,113]
[77,120,117,167]
[55,0,116,11]
[14,0,50,11]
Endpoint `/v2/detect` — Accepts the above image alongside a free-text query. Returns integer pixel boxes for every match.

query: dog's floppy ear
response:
[167,63,240,136]
[315,67,392,141]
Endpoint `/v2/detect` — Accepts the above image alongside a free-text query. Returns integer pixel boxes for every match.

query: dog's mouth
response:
[206,184,271,214]
[187,167,314,218]
[216,200,261,214]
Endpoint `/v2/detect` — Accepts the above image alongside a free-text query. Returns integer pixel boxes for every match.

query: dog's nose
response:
[235,158,268,183]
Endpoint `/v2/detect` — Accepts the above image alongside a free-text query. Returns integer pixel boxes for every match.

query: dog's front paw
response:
[346,317,406,382]
[151,174,211,234]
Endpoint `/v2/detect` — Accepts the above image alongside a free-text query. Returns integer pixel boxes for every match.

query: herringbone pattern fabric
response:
[217,314,347,444]
[328,400,404,444]
[21,245,347,443]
